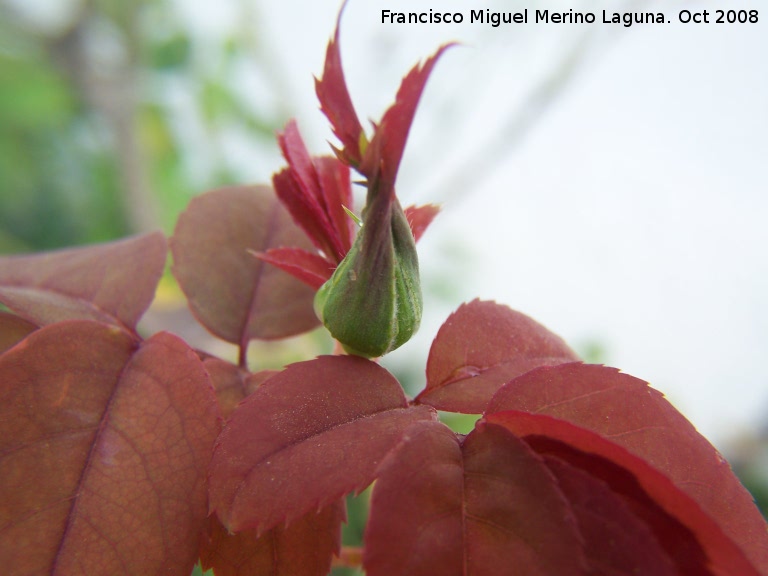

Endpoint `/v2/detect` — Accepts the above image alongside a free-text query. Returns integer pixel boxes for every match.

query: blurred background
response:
[1,0,766,552]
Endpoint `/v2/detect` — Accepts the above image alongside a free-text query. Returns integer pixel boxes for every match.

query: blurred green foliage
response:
[0,0,285,253]
[332,491,369,576]
[0,37,126,251]
[740,470,768,518]
[190,563,212,576]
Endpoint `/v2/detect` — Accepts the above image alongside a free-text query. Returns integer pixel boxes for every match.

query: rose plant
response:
[1,5,767,576]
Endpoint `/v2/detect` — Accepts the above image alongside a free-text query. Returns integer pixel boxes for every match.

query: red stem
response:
[238,338,248,368]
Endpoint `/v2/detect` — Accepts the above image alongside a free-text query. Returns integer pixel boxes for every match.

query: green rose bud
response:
[314,191,422,358]
[309,20,451,358]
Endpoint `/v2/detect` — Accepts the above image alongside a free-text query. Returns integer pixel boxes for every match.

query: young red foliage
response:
[200,496,345,576]
[487,411,761,575]
[314,4,366,168]
[315,0,453,192]
[487,362,768,572]
[256,246,335,290]
[363,420,586,576]
[274,122,354,264]
[356,43,454,189]
[2,4,767,575]
[202,357,276,419]
[0,322,220,575]
[170,185,319,347]
[417,299,579,413]
[208,355,436,534]
[260,124,356,288]
[542,456,679,575]
[199,358,344,576]
[0,310,37,353]
[404,203,441,243]
[264,40,446,292]
[0,231,166,332]
[263,128,441,291]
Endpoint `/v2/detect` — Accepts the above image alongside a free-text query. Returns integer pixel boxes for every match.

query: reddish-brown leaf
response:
[486,362,768,572]
[359,43,453,186]
[543,456,678,576]
[209,355,436,533]
[200,499,345,576]
[416,300,579,413]
[275,123,352,263]
[0,322,221,575]
[404,203,440,243]
[202,357,277,418]
[0,232,166,331]
[170,185,319,344]
[0,310,38,354]
[315,155,356,254]
[315,1,366,168]
[256,247,335,290]
[487,410,762,576]
[363,420,586,576]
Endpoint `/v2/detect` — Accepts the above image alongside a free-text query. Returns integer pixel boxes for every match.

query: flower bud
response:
[314,195,421,358]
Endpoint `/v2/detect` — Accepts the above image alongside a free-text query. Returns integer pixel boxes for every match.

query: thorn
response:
[342,205,363,227]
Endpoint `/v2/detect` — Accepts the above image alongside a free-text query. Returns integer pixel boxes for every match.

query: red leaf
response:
[416,300,579,413]
[0,311,37,354]
[203,357,276,419]
[0,231,166,331]
[363,420,586,576]
[200,499,345,576]
[315,2,451,188]
[209,355,436,533]
[170,185,319,344]
[256,247,334,290]
[404,203,440,242]
[275,122,352,263]
[0,322,221,575]
[359,44,454,187]
[487,410,762,576]
[543,456,678,575]
[315,2,366,168]
[486,362,768,572]
[315,155,356,254]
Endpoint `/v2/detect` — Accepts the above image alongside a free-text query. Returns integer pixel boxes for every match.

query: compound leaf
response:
[543,455,678,576]
[363,420,586,576]
[202,357,276,418]
[315,3,366,168]
[170,185,319,345]
[417,300,578,413]
[200,499,345,576]
[487,410,761,576]
[0,232,166,331]
[486,362,768,573]
[0,322,220,575]
[209,355,435,533]
[0,310,37,354]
